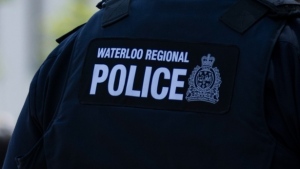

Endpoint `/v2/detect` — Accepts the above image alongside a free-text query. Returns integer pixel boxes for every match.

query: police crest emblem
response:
[186,54,222,104]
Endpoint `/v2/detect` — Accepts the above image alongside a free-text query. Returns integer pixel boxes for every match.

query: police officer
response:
[3,0,300,168]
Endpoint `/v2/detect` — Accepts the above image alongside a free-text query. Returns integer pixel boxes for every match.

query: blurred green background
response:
[0,0,99,129]
[44,0,98,62]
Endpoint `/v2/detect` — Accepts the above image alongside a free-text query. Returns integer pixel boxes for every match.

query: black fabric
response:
[15,139,46,169]
[257,0,300,17]
[220,0,268,33]
[102,0,130,27]
[56,24,85,44]
[265,18,300,160]
[96,1,105,9]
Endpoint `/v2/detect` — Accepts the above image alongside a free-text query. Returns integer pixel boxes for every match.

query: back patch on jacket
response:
[79,39,239,114]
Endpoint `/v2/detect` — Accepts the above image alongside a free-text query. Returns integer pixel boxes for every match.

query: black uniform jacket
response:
[3,0,300,168]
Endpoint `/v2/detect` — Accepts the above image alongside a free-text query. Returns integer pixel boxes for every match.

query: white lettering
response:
[120,48,127,58]
[166,51,172,62]
[90,64,109,94]
[104,48,111,58]
[184,52,189,63]
[136,49,143,60]
[178,53,183,62]
[172,52,179,62]
[108,65,127,96]
[89,63,189,101]
[125,48,131,59]
[151,68,170,100]
[115,48,121,58]
[125,65,141,97]
[157,50,164,61]
[97,48,189,63]
[131,49,138,59]
[110,48,116,58]
[152,50,158,61]
[145,50,152,60]
[169,69,187,100]
[141,67,152,98]
[97,48,107,58]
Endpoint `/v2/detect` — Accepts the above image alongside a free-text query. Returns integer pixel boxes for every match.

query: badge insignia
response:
[186,54,222,104]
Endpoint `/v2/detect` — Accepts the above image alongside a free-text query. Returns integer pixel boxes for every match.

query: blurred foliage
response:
[42,0,98,60]
[49,0,97,38]
[0,0,9,3]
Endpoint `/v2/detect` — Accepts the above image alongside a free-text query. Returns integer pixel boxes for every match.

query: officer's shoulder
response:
[257,0,300,17]
[56,23,85,44]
